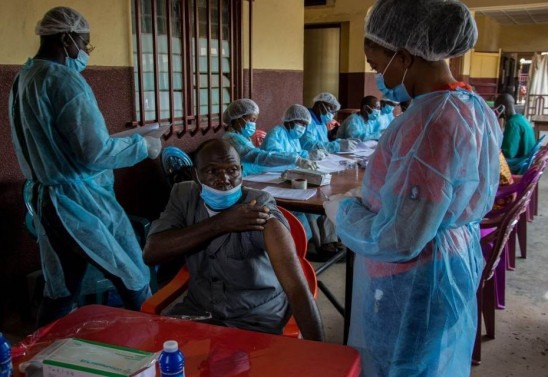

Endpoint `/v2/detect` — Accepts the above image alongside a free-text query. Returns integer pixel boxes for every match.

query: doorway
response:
[303,25,340,107]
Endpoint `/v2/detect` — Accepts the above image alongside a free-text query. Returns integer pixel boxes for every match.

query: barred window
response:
[131,0,243,136]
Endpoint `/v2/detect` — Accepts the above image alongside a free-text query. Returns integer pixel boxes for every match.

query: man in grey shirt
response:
[144,139,324,341]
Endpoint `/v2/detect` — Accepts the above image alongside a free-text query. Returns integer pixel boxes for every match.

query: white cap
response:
[163,340,179,352]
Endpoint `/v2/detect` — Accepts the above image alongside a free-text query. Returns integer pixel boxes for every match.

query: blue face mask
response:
[240,121,256,138]
[367,107,381,121]
[381,105,395,115]
[289,124,306,139]
[375,52,411,103]
[200,183,243,211]
[320,112,334,125]
[64,35,89,73]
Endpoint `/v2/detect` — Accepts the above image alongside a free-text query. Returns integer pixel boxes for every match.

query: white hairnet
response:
[365,0,477,61]
[312,92,341,111]
[35,7,90,36]
[283,104,311,124]
[222,99,259,124]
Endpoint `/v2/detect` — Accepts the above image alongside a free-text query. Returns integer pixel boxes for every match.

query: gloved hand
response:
[144,136,162,159]
[297,157,318,170]
[339,139,358,152]
[308,149,328,161]
[323,194,346,224]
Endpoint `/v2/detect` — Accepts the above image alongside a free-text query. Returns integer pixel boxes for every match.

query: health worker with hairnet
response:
[377,99,397,133]
[222,99,317,175]
[301,92,359,153]
[263,104,339,260]
[323,1,502,376]
[336,96,382,141]
[9,7,161,326]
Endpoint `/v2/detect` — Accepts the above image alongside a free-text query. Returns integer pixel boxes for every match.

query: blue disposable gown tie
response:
[300,109,341,153]
[222,129,298,176]
[336,88,502,377]
[336,113,381,141]
[9,59,150,298]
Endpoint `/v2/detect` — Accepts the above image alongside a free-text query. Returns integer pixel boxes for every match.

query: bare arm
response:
[143,200,270,265]
[263,219,325,341]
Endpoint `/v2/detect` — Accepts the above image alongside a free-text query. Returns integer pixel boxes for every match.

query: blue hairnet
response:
[223,99,259,125]
[36,7,90,36]
[365,0,477,61]
[283,104,311,124]
[312,92,341,111]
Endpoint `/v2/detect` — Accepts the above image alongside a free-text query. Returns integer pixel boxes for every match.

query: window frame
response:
[131,0,244,137]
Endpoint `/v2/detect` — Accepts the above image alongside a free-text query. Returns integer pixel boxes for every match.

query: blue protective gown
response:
[336,88,502,377]
[300,109,341,153]
[9,59,151,299]
[336,113,381,141]
[222,129,298,176]
[261,124,309,159]
[377,111,395,133]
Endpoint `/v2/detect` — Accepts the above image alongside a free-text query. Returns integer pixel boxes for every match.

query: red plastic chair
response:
[473,181,536,364]
[250,129,267,147]
[141,206,317,339]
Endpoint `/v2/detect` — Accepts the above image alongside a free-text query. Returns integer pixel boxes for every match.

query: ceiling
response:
[476,4,548,24]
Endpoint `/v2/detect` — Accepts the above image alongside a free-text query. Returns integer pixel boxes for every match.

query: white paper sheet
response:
[112,123,170,138]
[262,186,317,200]
[316,153,355,173]
[243,172,284,183]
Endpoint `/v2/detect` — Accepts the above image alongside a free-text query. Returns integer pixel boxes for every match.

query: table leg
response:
[343,249,354,345]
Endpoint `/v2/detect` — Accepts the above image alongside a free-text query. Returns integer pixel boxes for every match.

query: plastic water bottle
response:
[158,340,185,377]
[0,332,12,377]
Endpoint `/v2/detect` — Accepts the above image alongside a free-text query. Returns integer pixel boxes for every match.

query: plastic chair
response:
[141,206,318,338]
[507,135,545,174]
[160,146,193,187]
[473,182,536,364]
[250,129,267,148]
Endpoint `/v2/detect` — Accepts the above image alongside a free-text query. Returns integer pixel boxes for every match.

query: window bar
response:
[191,0,201,135]
[214,0,224,132]
[235,0,242,100]
[203,0,213,134]
[166,0,174,127]
[151,0,161,122]
[178,0,190,137]
[134,0,146,126]
[228,0,235,110]
[248,0,253,99]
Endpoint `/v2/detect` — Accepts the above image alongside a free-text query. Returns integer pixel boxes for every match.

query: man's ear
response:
[191,167,199,184]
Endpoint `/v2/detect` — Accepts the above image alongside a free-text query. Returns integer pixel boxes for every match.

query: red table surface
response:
[12,305,361,377]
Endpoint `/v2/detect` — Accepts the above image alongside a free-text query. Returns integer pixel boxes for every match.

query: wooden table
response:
[12,305,361,377]
[531,115,548,141]
[244,167,365,344]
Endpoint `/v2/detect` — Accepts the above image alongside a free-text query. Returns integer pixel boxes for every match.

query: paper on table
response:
[357,140,378,149]
[316,153,355,173]
[352,148,375,157]
[243,172,284,183]
[112,123,171,138]
[262,186,317,200]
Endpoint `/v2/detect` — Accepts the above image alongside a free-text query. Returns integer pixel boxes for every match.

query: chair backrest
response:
[250,129,267,147]
[161,146,193,187]
[515,135,546,174]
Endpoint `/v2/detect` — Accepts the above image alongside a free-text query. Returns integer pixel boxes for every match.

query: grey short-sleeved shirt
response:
[149,182,290,334]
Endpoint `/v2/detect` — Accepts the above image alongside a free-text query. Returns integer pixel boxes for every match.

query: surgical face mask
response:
[320,112,334,125]
[200,183,243,211]
[289,124,306,139]
[367,107,381,121]
[375,52,411,103]
[494,104,506,118]
[381,105,395,115]
[64,34,89,73]
[240,121,256,138]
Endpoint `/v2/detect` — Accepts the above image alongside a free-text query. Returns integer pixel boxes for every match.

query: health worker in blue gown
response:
[336,96,382,141]
[221,99,317,176]
[9,7,162,326]
[324,1,502,376]
[301,92,359,154]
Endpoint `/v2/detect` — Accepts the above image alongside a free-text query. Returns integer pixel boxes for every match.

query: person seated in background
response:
[301,92,358,153]
[336,96,382,140]
[378,99,397,132]
[143,139,324,340]
[495,93,535,160]
[221,99,317,175]
[492,151,515,211]
[262,104,338,258]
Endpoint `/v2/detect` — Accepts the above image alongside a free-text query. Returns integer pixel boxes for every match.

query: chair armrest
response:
[141,265,190,314]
